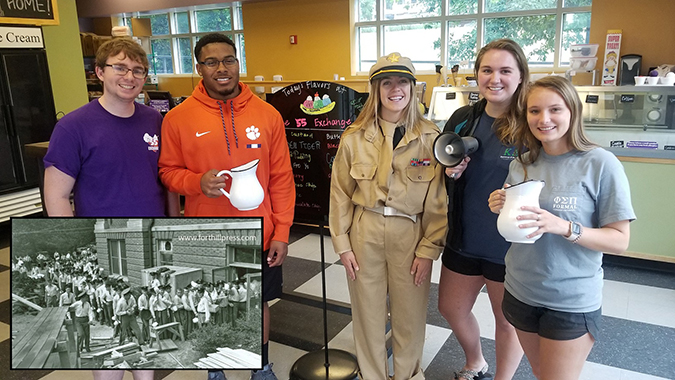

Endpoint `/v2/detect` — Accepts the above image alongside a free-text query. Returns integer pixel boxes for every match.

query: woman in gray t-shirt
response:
[489,76,635,380]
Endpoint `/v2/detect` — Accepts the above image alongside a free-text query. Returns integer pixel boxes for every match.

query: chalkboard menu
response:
[0,0,58,25]
[267,81,368,224]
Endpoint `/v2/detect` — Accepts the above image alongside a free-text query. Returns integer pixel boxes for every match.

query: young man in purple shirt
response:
[43,38,177,217]
[43,37,177,380]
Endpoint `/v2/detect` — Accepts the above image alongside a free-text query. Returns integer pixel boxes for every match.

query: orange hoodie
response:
[159,81,295,249]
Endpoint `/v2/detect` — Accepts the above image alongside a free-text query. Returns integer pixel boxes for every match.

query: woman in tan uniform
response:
[329,53,447,380]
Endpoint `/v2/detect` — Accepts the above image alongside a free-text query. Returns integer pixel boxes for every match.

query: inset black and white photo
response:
[11,217,263,370]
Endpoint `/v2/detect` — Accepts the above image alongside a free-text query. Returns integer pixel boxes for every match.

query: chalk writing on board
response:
[0,0,56,21]
[314,118,352,128]
[268,81,368,223]
[350,98,365,112]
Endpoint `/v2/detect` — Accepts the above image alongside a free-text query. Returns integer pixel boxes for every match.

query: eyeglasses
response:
[198,57,239,69]
[104,64,147,79]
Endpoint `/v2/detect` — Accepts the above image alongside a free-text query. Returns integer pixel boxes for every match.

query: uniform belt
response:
[364,206,417,223]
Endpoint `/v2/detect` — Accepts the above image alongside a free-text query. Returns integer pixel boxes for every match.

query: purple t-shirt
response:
[44,100,165,216]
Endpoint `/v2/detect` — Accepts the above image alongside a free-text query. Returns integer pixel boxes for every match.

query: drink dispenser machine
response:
[619,54,642,85]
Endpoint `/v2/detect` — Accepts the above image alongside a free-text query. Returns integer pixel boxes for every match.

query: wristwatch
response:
[565,221,583,243]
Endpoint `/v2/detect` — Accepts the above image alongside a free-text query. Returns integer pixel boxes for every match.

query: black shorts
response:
[262,249,283,302]
[502,290,601,341]
[441,248,506,282]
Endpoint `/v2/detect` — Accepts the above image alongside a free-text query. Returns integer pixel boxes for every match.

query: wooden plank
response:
[197,357,228,369]
[194,361,211,369]
[103,352,144,366]
[21,338,56,368]
[151,321,184,341]
[156,339,178,352]
[13,308,55,367]
[19,307,69,368]
[194,347,262,370]
[57,344,70,368]
[63,318,76,352]
[134,360,154,368]
[217,348,261,367]
[153,321,180,330]
[206,352,241,368]
[13,307,51,349]
[89,342,139,359]
[11,293,43,312]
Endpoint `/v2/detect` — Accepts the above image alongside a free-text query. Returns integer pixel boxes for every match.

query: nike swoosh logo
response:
[196,131,211,137]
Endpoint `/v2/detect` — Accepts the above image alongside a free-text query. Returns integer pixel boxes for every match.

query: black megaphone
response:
[433,131,479,167]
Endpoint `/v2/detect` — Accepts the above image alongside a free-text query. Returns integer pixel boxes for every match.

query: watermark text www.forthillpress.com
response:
[176,234,257,242]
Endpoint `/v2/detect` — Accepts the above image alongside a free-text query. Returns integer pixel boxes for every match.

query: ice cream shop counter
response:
[429,85,675,264]
[574,87,675,264]
[575,85,675,160]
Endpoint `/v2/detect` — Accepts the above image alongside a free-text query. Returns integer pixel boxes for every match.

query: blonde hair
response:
[474,39,530,145]
[516,76,597,166]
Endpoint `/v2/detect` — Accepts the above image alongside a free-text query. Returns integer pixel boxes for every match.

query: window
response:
[120,3,245,75]
[229,246,261,291]
[108,239,127,276]
[231,246,261,265]
[353,0,592,73]
[158,239,173,265]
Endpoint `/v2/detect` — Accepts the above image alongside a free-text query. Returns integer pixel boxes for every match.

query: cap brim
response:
[370,70,416,83]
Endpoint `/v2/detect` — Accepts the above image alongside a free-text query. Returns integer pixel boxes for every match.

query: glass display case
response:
[427,86,479,128]
[575,85,675,158]
[428,85,675,158]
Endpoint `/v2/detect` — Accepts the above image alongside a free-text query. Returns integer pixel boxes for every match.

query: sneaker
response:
[251,363,278,380]
[207,370,227,380]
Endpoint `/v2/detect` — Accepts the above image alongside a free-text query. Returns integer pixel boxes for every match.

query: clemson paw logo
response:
[246,126,260,140]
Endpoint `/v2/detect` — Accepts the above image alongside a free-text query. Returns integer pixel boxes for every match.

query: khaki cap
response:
[369,52,416,83]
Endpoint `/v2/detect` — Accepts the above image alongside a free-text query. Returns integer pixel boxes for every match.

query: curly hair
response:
[194,33,236,62]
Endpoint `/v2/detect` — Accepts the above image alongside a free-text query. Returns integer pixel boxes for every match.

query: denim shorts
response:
[502,290,601,341]
[442,248,506,282]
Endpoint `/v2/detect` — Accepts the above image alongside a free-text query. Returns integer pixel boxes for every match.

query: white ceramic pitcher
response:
[216,159,264,211]
[497,179,545,244]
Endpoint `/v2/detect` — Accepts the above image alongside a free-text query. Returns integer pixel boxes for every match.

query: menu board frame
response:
[267,81,368,224]
[0,0,59,26]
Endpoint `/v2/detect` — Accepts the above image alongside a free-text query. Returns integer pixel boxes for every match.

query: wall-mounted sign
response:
[0,26,43,48]
[0,0,58,26]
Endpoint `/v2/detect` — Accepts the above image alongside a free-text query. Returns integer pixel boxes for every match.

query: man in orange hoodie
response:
[159,33,295,380]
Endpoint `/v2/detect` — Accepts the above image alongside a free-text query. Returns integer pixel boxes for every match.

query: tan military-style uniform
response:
[330,118,448,380]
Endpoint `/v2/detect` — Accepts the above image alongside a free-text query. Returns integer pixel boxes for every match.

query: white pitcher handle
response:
[216,170,232,198]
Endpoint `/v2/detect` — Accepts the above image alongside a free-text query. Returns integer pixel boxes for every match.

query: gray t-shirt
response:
[504,147,636,313]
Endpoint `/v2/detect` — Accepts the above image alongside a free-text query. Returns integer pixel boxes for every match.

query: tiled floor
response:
[2,223,675,380]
